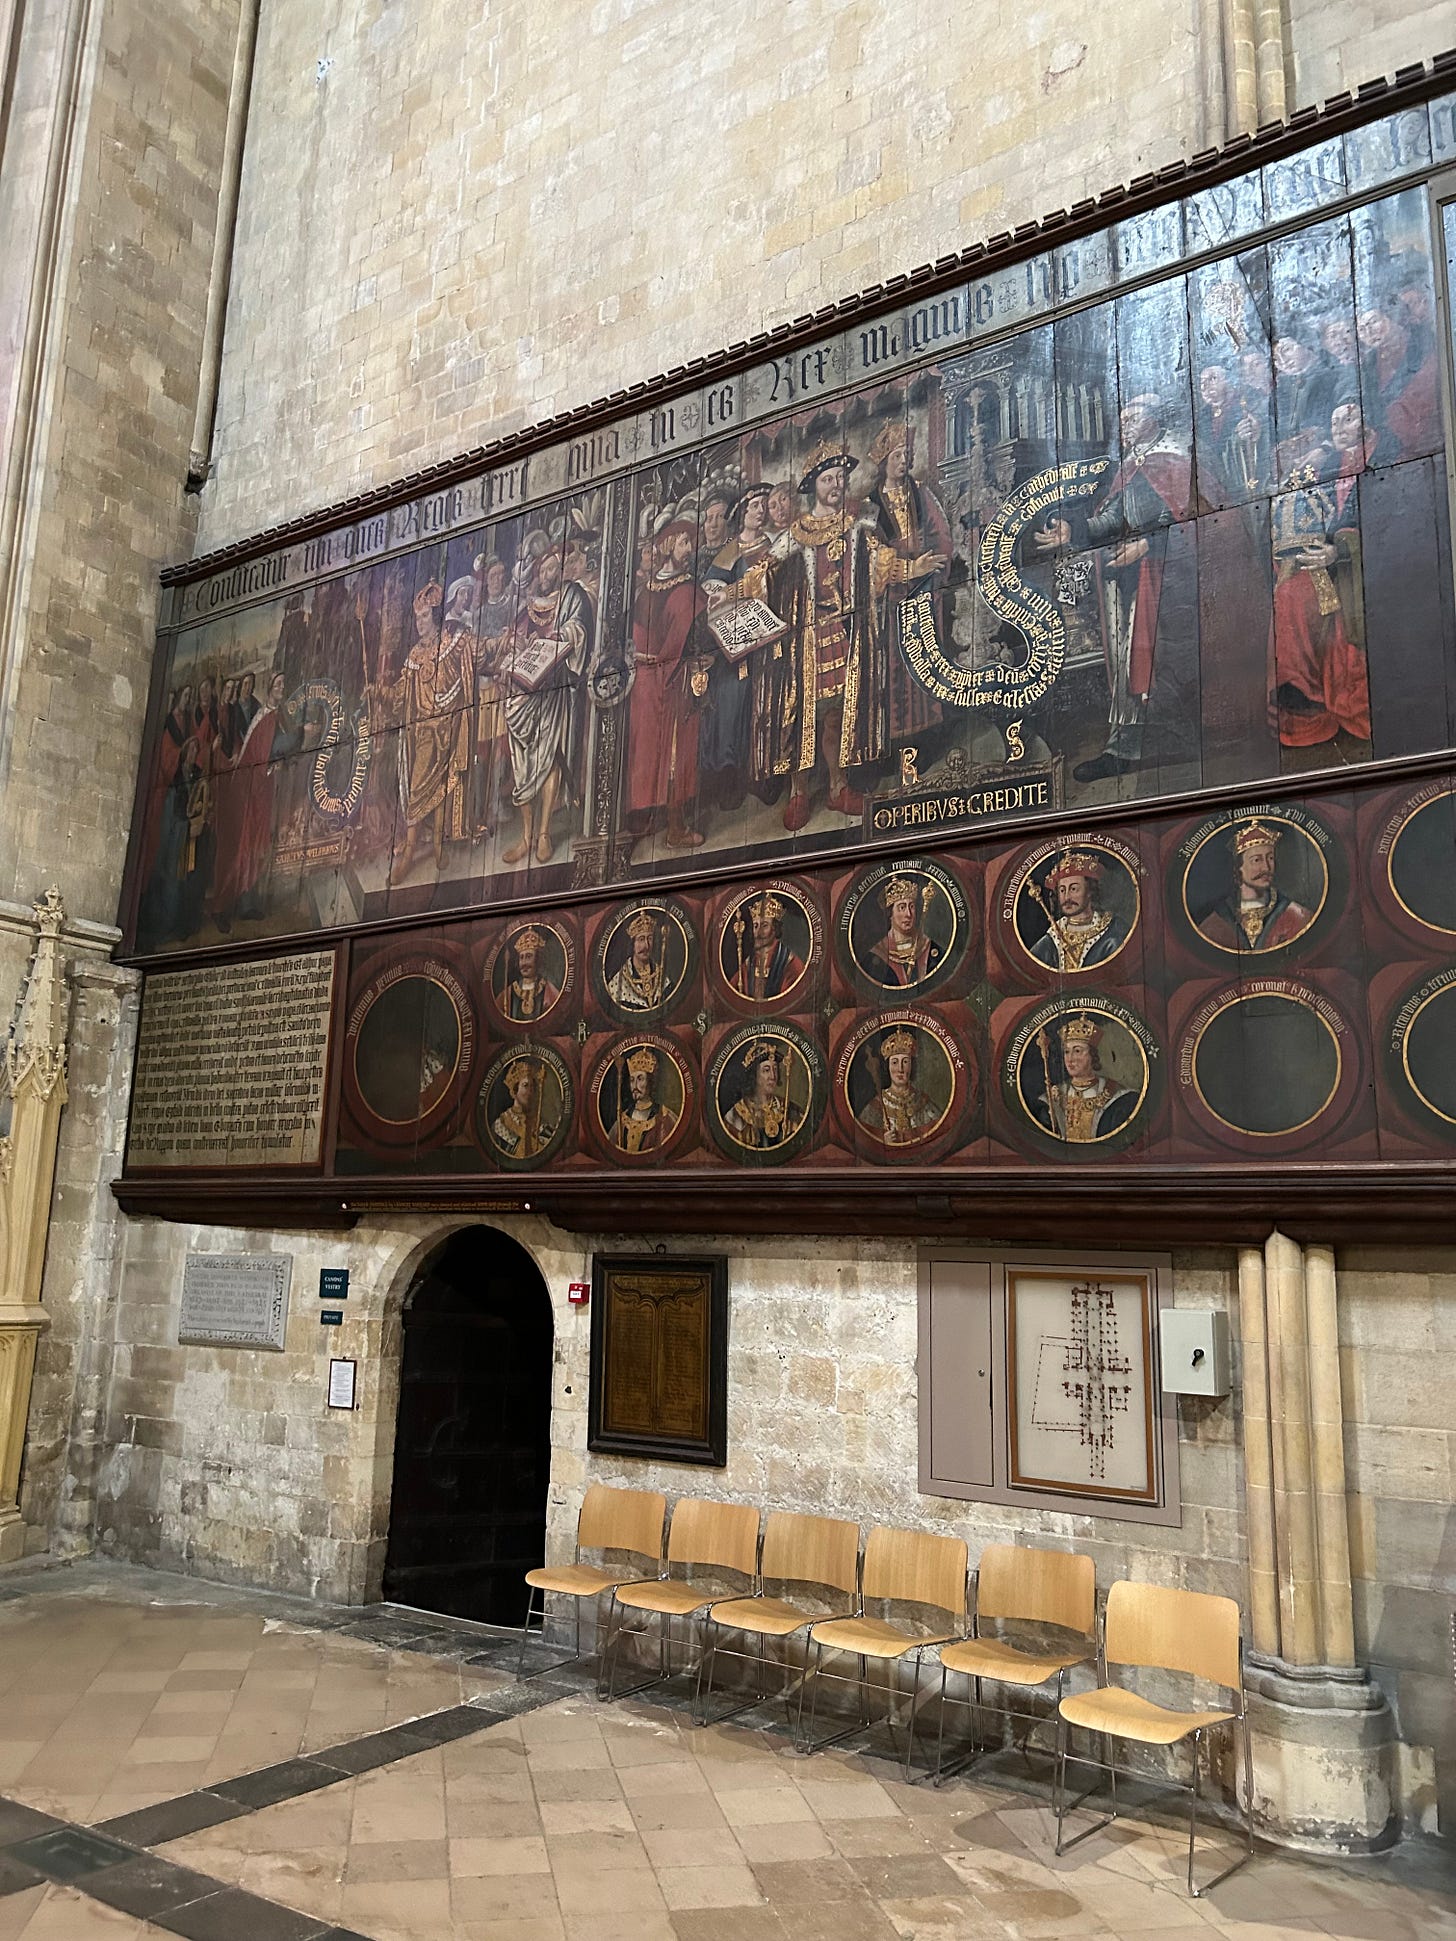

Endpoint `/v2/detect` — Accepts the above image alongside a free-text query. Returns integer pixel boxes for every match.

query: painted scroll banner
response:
[128,950,335,1167]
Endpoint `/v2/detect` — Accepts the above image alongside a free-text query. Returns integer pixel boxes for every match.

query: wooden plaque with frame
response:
[588,1254,728,1466]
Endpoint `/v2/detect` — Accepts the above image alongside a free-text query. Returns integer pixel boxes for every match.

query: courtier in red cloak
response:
[1037,396,1195,783]
[625,519,706,848]
[1270,401,1373,750]
[210,671,295,923]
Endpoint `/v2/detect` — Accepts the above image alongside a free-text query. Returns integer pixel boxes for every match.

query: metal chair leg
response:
[1187,1727,1203,1897]
[1188,1716,1255,1897]
[516,1585,540,1678]
[801,1639,825,1752]
[932,1664,951,1786]
[597,1593,621,1703]
[1053,1719,1117,1855]
[693,1624,718,1725]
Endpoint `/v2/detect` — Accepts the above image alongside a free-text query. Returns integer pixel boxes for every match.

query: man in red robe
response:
[1036,395,1195,782]
[625,519,706,848]
[210,671,297,927]
[1270,400,1373,750]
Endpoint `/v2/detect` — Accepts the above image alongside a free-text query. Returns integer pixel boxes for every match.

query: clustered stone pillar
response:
[1237,1230,1395,1852]
[1223,0,1288,138]
[0,890,70,1562]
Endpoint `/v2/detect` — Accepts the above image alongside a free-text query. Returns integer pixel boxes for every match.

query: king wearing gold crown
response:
[501,923,561,1022]
[856,1025,941,1147]
[866,873,943,988]
[1194,817,1314,953]
[728,888,805,1001]
[724,1037,803,1150]
[610,1044,678,1155]
[606,908,671,1011]
[1028,848,1129,971]
[739,433,947,834]
[1033,1013,1137,1143]
[489,1055,557,1160]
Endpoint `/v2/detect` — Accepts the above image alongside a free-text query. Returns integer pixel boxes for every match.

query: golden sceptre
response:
[1036,1024,1065,1142]
[1027,872,1070,964]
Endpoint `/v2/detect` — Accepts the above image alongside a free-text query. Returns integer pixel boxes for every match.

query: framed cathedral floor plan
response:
[1006,1269,1157,1503]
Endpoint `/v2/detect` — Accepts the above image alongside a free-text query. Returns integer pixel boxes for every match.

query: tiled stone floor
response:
[0,1564,503,1827]
[0,1560,1451,1941]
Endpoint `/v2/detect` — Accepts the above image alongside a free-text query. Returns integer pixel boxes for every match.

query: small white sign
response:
[179,1253,291,1350]
[328,1358,358,1410]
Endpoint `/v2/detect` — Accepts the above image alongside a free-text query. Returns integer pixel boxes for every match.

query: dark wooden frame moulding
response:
[587,1252,729,1467]
[113,1163,1456,1243]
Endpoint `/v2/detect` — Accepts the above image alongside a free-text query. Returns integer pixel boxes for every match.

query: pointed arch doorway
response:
[382,1226,553,1624]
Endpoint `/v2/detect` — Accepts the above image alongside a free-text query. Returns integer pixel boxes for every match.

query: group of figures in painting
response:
[336,776,1456,1176]
[134,187,1452,958]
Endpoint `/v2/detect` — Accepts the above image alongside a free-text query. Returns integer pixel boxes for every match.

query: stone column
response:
[1236,1245,1280,1658]
[0,889,69,1561]
[1240,1231,1396,1852]
[1221,0,1287,137]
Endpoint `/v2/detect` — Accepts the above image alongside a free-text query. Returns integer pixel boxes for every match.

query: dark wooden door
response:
[383,1228,553,1623]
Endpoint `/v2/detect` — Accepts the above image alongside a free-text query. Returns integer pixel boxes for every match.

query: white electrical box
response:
[1159,1309,1231,1397]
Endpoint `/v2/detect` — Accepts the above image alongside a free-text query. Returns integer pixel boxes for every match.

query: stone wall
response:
[194,0,1218,555]
[1339,1247,1456,1834]
[0,0,239,928]
[1287,0,1456,108]
[93,1217,1241,1602]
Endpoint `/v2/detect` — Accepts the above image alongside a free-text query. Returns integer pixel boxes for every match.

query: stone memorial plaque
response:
[588,1255,727,1466]
[128,950,335,1168]
[179,1253,292,1350]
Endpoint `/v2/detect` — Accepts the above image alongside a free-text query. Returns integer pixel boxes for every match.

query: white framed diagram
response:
[1006,1268,1156,1502]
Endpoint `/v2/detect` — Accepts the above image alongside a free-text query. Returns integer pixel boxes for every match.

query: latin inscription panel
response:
[129,951,335,1167]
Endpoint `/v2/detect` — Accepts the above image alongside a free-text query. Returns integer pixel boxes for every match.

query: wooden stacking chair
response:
[599,1497,761,1702]
[921,1543,1096,1784]
[693,1511,860,1726]
[800,1525,968,1773]
[517,1483,665,1678]
[1054,1580,1254,1896]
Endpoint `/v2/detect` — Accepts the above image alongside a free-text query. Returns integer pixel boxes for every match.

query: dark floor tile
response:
[208,1758,350,1809]
[0,1850,44,1900]
[337,1619,440,1648]
[96,1792,249,1845]
[307,1726,425,1776]
[0,1798,64,1846]
[398,1703,500,1746]
[83,1853,224,1918]
[310,1931,375,1940]
[7,1825,137,1882]
[154,1887,333,1940]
